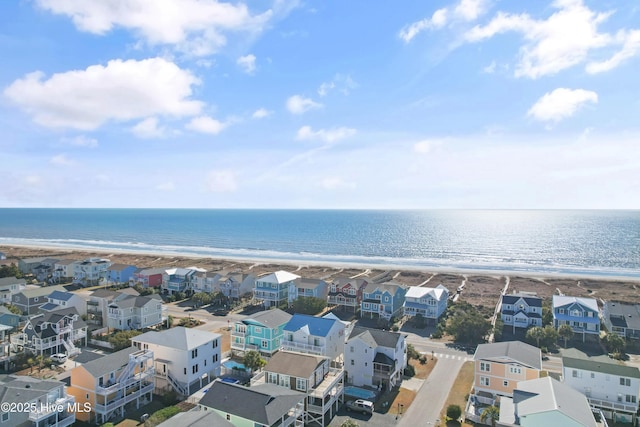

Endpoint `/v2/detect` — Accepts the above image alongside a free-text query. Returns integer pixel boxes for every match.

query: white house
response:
[345,326,407,391]
[501,292,543,332]
[403,284,449,323]
[107,294,166,330]
[254,270,301,308]
[281,314,345,363]
[72,258,111,284]
[40,290,87,316]
[52,259,77,282]
[132,327,221,396]
[563,352,640,424]
[162,267,203,294]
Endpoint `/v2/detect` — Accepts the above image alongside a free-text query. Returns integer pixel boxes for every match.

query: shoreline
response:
[1,242,638,283]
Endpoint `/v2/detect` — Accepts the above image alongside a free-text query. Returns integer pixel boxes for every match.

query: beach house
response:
[11,284,68,315]
[327,277,369,313]
[231,308,292,356]
[345,326,407,391]
[218,272,256,299]
[253,350,344,426]
[67,347,155,424]
[553,295,600,341]
[106,294,166,330]
[106,264,138,285]
[0,305,21,330]
[199,381,305,427]
[0,324,11,371]
[132,327,221,396]
[52,259,76,282]
[281,314,345,362]
[501,292,543,332]
[72,258,111,285]
[192,270,220,293]
[130,267,165,288]
[603,301,640,339]
[12,307,87,357]
[0,276,26,304]
[86,289,123,327]
[162,267,204,295]
[0,375,76,427]
[563,351,640,424]
[32,258,60,282]
[360,281,407,320]
[18,257,49,275]
[40,290,87,316]
[254,270,301,308]
[472,341,542,399]
[403,284,449,324]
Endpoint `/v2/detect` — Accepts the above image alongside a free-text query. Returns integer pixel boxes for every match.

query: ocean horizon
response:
[0,208,638,279]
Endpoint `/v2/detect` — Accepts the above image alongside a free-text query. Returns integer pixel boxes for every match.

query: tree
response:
[27,357,36,373]
[481,405,500,427]
[541,325,559,349]
[191,292,212,308]
[603,333,626,356]
[407,344,420,360]
[108,330,142,351]
[446,304,492,345]
[558,324,574,347]
[291,296,327,315]
[3,303,22,315]
[340,419,359,427]
[526,326,545,347]
[0,263,23,279]
[446,404,462,420]
[542,303,553,326]
[243,350,266,373]
[493,319,504,341]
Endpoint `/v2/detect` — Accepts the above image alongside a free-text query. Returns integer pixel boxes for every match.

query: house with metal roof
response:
[603,301,640,339]
[254,270,301,308]
[282,314,345,362]
[11,284,68,315]
[501,292,543,332]
[328,277,370,313]
[361,281,407,320]
[199,381,305,427]
[498,377,604,427]
[68,346,155,424]
[131,327,221,396]
[253,350,344,426]
[162,267,204,294]
[0,375,76,427]
[0,276,26,304]
[553,295,600,341]
[52,259,77,282]
[345,326,407,391]
[72,258,111,285]
[563,350,640,424]
[403,284,449,323]
[231,308,292,356]
[41,290,87,316]
[12,307,87,357]
[106,293,166,330]
[156,408,233,427]
[472,341,542,398]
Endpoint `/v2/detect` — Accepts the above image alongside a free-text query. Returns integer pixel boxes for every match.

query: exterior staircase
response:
[62,338,80,357]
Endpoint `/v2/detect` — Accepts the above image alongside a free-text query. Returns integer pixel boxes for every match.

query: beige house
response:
[67,347,155,424]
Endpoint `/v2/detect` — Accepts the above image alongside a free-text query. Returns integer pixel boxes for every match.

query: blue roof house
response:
[231,309,292,357]
[281,314,345,362]
[42,290,87,316]
[553,295,600,342]
[361,281,407,321]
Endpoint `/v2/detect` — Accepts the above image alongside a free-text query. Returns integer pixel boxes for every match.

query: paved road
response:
[397,356,465,427]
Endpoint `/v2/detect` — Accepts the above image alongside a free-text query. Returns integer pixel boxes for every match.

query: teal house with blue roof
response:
[282,314,345,362]
[231,309,292,356]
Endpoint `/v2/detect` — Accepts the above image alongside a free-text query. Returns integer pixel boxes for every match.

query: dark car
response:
[213,308,229,316]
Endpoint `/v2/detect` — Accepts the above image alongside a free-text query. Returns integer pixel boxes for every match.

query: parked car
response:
[51,353,67,364]
[346,399,374,415]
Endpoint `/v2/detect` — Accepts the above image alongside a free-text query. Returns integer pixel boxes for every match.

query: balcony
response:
[281,341,326,356]
[328,295,358,306]
[588,397,639,414]
[29,394,75,422]
[310,367,344,399]
[94,382,155,414]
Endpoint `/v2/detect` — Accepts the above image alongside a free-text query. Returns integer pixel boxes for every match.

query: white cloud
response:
[317,82,335,97]
[156,181,176,191]
[205,170,238,192]
[399,8,448,43]
[186,116,226,134]
[413,139,442,154]
[482,60,496,73]
[454,0,487,22]
[252,108,272,119]
[587,29,640,73]
[35,0,275,57]
[296,126,356,143]
[237,54,257,74]
[528,88,598,122]
[132,117,166,139]
[464,0,613,78]
[317,74,357,97]
[286,95,322,115]
[50,154,74,166]
[61,135,98,148]
[321,177,356,190]
[4,57,203,130]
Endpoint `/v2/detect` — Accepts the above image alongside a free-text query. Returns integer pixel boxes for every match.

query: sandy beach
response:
[2,243,639,307]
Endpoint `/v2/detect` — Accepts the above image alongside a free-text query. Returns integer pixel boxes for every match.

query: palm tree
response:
[526,326,545,347]
[481,405,500,427]
[558,324,574,347]
[27,357,36,374]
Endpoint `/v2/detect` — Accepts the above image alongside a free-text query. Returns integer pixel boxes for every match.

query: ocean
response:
[0,209,638,278]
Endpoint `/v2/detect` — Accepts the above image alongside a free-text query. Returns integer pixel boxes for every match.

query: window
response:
[296,378,306,391]
[591,373,595,378]
[255,327,262,334]
[480,377,490,386]
[621,377,631,386]
[350,346,354,353]
[618,394,623,402]
[213,354,218,363]
[480,362,491,372]
[351,360,354,366]
[503,380,508,387]
[184,368,187,375]
[226,414,231,421]
[212,339,218,349]
[572,370,581,378]
[191,349,198,358]
[192,364,199,374]
[626,395,637,403]
[262,340,268,348]
[559,308,565,314]
[364,303,370,309]
[268,373,278,384]
[509,366,522,374]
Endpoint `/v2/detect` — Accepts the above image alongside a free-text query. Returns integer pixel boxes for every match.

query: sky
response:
[0,0,639,209]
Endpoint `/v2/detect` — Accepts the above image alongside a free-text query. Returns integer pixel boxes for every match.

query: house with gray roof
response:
[328,277,370,313]
[11,284,68,315]
[498,377,603,427]
[12,307,87,357]
[603,301,640,339]
[361,280,407,320]
[0,374,76,427]
[345,325,407,391]
[106,293,166,330]
[199,380,305,427]
[18,257,49,275]
[132,327,221,396]
[0,276,26,304]
[501,291,542,332]
[157,408,233,427]
[0,305,21,330]
[563,350,640,424]
[41,290,86,316]
[68,346,155,424]
[231,308,292,356]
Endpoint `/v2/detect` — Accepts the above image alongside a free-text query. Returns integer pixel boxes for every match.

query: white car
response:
[51,353,67,364]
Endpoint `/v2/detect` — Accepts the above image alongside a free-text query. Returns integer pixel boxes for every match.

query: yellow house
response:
[473,341,541,398]
[67,346,155,424]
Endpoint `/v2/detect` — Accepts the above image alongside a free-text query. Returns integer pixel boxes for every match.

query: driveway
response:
[330,405,398,427]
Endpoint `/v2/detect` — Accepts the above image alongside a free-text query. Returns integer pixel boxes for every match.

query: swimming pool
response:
[344,386,377,401]
[223,360,246,370]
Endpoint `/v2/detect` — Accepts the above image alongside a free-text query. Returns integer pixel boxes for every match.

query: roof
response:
[0,375,65,405]
[405,284,449,301]
[199,381,305,425]
[109,294,161,309]
[157,409,233,427]
[18,284,67,299]
[284,314,338,337]
[48,290,74,301]
[78,347,139,378]
[89,289,120,299]
[348,326,403,349]
[332,277,369,288]
[133,327,220,351]
[258,270,301,284]
[55,259,77,266]
[605,301,640,330]
[502,293,542,307]
[246,309,292,328]
[373,352,395,366]
[264,351,326,378]
[138,267,167,275]
[503,377,597,427]
[553,295,598,311]
[0,277,26,286]
[474,341,542,370]
[39,302,60,311]
[19,257,47,264]
[108,263,136,272]
[297,278,326,289]
[363,281,406,296]
[562,354,640,379]
[31,307,86,330]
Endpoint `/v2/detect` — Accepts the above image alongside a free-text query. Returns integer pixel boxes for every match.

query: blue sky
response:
[1,0,639,209]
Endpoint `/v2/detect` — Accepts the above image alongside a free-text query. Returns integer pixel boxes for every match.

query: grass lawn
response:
[388,388,417,415]
[440,361,474,427]
[410,356,438,379]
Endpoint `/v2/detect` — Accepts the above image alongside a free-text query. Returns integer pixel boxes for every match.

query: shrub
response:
[419,355,427,365]
[446,404,462,420]
[392,325,399,332]
[407,344,420,360]
[404,364,416,377]
[147,406,180,425]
